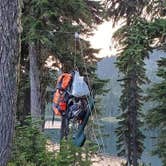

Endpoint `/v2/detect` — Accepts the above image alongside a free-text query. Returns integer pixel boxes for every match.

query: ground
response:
[45,120,126,166]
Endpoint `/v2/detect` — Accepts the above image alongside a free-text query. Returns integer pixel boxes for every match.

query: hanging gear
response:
[70,96,94,147]
[52,73,73,116]
[68,97,87,121]
[52,70,94,146]
[50,31,102,149]
[71,71,90,97]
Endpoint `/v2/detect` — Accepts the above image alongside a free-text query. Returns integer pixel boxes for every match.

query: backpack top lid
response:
[56,73,72,90]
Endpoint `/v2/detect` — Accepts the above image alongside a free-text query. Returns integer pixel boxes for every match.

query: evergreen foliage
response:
[56,139,96,166]
[106,0,165,24]
[13,1,108,165]
[107,1,166,165]
[9,117,56,166]
[114,18,151,166]
[114,17,166,165]
[146,57,166,165]
[15,1,108,141]
[9,117,98,166]
[17,0,106,121]
[107,0,147,24]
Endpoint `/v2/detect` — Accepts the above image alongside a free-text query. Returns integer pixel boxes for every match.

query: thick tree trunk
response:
[29,42,42,123]
[0,0,21,165]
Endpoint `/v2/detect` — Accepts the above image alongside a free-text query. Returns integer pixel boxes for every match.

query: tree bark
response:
[29,42,42,125]
[0,0,21,165]
[129,72,138,166]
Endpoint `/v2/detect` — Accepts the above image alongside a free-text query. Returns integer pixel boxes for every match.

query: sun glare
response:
[88,20,124,58]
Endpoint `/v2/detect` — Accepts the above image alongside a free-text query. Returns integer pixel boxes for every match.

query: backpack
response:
[53,73,72,116]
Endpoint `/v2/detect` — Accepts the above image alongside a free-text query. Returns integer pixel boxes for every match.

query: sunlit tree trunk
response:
[0,0,21,165]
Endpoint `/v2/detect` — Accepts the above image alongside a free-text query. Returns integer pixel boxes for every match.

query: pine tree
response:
[9,117,57,166]
[106,0,163,24]
[146,57,166,165]
[19,0,105,125]
[56,138,94,166]
[14,1,107,164]
[115,18,151,166]
[107,1,166,165]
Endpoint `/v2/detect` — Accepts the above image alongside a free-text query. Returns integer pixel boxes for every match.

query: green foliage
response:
[9,117,56,166]
[107,0,147,24]
[106,0,165,24]
[9,117,99,166]
[20,0,106,100]
[106,1,166,165]
[55,138,96,166]
[18,0,107,130]
[146,57,166,166]
[111,7,166,165]
[114,18,151,165]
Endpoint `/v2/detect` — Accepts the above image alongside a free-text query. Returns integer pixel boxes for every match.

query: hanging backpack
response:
[53,73,73,116]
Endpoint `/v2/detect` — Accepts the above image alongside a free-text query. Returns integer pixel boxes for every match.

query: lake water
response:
[101,119,162,166]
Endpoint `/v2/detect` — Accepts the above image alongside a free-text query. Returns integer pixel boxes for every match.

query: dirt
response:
[92,154,126,166]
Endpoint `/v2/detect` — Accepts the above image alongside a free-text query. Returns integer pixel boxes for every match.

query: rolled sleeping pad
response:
[72,96,94,147]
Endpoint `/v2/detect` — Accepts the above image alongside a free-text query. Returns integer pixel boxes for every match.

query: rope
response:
[47,30,106,153]
[87,100,103,153]
[29,29,76,34]
[76,33,106,154]
[74,33,101,152]
[74,32,79,69]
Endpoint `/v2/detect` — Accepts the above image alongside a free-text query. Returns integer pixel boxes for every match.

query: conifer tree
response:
[115,18,151,166]
[19,0,104,124]
[56,139,93,166]
[15,1,107,163]
[114,17,166,166]
[107,1,166,165]
[146,57,166,165]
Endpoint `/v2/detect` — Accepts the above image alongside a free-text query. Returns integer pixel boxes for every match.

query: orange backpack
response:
[53,73,72,116]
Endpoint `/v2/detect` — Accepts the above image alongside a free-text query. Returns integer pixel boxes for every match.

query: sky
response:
[46,19,123,68]
[88,20,123,58]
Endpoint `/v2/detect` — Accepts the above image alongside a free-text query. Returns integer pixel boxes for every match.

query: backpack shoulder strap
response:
[56,73,65,90]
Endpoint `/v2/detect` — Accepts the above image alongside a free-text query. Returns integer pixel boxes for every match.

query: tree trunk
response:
[129,73,138,166]
[16,47,29,123]
[41,83,46,130]
[29,42,42,124]
[0,0,21,165]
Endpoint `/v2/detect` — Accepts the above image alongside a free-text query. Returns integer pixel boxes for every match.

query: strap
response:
[56,75,65,90]
[52,109,55,125]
